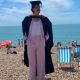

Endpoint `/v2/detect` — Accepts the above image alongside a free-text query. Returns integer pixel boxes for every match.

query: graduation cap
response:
[30,1,42,9]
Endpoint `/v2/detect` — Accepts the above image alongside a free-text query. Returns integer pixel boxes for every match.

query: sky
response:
[0,0,80,26]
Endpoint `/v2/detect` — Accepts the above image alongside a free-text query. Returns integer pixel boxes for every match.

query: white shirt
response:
[30,20,43,36]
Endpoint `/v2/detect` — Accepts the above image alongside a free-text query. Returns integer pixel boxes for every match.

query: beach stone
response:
[0,47,80,80]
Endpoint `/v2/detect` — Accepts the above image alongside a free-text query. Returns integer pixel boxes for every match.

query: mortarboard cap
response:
[30,1,42,9]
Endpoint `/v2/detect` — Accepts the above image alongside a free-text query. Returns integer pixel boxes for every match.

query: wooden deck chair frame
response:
[57,47,74,70]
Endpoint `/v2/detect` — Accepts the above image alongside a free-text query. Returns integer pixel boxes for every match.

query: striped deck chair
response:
[57,47,74,69]
[74,45,80,67]
[74,45,80,59]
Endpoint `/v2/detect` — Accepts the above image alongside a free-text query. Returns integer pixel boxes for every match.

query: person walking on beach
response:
[22,1,54,80]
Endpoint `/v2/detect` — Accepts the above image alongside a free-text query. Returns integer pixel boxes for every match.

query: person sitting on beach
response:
[22,1,54,80]
[72,41,77,47]
[6,44,12,54]
[6,44,17,54]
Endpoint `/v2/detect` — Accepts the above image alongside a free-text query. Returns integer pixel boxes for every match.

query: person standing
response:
[22,1,54,80]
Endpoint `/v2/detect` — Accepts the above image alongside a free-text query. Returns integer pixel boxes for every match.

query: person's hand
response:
[23,35,27,40]
[45,33,49,41]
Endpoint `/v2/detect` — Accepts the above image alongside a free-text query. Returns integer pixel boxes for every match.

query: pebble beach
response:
[0,46,80,80]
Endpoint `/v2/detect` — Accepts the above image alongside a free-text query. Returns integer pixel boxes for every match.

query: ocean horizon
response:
[0,24,80,46]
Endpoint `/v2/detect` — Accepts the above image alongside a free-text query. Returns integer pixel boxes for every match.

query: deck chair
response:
[74,45,80,67]
[57,47,74,70]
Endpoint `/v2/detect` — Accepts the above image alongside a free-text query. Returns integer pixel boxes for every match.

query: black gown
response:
[22,15,54,74]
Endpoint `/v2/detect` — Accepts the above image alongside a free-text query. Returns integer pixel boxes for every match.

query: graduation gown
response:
[22,15,54,74]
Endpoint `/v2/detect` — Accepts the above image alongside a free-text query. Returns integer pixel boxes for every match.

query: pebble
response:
[0,48,80,80]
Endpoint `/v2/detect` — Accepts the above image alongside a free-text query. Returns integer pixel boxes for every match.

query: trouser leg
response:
[36,44,45,80]
[27,44,36,80]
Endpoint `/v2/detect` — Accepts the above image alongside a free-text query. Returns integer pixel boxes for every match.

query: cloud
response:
[1,7,31,14]
[40,0,74,20]
[15,0,74,9]
[11,0,27,3]
[49,0,74,8]
[0,0,5,5]
[0,14,21,26]
[3,0,74,9]
[0,6,31,26]
[0,0,4,3]
[7,0,31,4]
[49,11,80,24]
[0,0,80,25]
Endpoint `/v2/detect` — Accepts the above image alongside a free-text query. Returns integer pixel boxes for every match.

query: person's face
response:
[33,5,40,15]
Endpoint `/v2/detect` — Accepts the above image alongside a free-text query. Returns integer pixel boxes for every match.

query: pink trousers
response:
[27,35,45,80]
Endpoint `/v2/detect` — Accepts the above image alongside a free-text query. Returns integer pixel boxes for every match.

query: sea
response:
[0,24,80,46]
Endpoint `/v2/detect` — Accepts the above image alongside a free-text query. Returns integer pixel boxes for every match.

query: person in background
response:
[18,39,21,47]
[21,39,24,47]
[22,1,54,80]
[6,44,12,54]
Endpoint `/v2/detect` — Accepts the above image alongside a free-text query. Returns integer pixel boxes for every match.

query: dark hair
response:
[31,5,37,12]
[30,1,42,12]
[31,7,34,12]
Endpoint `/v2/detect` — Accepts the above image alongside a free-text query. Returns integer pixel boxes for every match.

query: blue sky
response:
[0,0,80,26]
